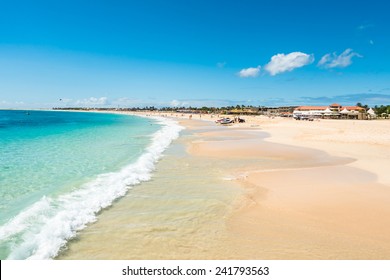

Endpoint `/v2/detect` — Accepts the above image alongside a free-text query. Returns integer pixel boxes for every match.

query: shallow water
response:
[0,110,183,259]
[58,124,244,259]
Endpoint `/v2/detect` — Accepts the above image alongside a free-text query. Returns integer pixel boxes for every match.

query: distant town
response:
[54,102,390,120]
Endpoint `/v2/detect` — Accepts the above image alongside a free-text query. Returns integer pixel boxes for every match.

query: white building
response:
[293,103,365,119]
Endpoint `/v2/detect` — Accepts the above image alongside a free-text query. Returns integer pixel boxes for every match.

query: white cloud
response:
[75,97,109,106]
[318,54,331,66]
[170,99,188,107]
[58,98,72,106]
[318,48,362,69]
[238,66,261,78]
[0,100,26,108]
[170,99,181,107]
[264,52,314,76]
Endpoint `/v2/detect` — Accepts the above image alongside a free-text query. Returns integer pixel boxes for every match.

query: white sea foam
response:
[0,116,184,259]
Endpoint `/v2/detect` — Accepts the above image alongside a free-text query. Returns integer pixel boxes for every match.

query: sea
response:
[0,110,183,259]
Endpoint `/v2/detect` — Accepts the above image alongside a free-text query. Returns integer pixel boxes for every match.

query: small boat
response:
[220,118,233,125]
[215,118,230,123]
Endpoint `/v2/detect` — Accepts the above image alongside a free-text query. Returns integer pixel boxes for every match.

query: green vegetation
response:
[373,105,390,117]
[356,102,390,117]
[356,102,369,110]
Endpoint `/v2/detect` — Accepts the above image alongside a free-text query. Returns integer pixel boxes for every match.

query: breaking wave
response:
[0,116,183,259]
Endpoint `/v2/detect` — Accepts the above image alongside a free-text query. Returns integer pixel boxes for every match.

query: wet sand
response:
[184,116,390,259]
[59,121,243,259]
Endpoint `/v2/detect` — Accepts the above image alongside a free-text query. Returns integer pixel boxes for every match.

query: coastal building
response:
[228,107,259,115]
[293,104,366,119]
[258,106,296,116]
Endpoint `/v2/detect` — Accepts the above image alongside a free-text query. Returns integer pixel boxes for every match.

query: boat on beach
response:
[215,118,233,125]
[215,117,246,125]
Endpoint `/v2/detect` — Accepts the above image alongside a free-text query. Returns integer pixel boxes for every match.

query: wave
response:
[0,116,184,259]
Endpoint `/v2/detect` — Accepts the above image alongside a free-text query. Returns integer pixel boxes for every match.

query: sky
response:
[1,0,390,108]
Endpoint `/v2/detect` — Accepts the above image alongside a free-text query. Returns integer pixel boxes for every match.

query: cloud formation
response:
[238,66,261,78]
[170,99,181,107]
[318,48,362,69]
[264,52,314,76]
[75,97,109,106]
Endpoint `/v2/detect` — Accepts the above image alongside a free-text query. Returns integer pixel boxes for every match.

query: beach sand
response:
[59,113,390,259]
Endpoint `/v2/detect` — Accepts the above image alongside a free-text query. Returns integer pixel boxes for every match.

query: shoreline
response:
[58,111,390,259]
[0,110,185,260]
[58,118,243,259]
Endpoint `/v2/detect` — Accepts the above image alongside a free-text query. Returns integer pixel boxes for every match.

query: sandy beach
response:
[60,112,390,259]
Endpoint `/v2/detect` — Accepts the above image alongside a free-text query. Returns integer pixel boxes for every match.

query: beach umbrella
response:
[324,107,332,115]
[367,108,376,115]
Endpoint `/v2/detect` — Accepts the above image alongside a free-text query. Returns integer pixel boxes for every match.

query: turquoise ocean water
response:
[0,110,182,259]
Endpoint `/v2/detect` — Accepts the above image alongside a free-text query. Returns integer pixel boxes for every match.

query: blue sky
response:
[1,0,389,108]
